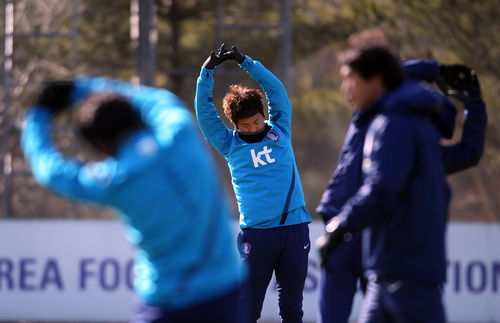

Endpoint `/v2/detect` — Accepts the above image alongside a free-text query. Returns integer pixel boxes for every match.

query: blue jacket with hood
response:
[317,60,487,224]
[342,80,450,283]
[318,61,487,283]
[320,79,451,284]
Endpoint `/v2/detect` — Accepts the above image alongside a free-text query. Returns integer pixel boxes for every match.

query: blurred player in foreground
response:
[21,78,243,323]
[195,44,311,323]
[316,29,487,323]
[316,45,451,322]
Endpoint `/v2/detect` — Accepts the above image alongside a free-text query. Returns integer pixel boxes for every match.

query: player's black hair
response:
[343,46,405,91]
[76,93,143,154]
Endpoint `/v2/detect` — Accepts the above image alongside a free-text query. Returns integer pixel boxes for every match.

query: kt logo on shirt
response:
[250,146,275,168]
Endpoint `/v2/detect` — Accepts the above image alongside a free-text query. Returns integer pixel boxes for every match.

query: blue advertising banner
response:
[0,220,499,322]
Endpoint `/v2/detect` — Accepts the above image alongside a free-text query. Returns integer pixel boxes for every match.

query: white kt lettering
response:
[250,146,275,168]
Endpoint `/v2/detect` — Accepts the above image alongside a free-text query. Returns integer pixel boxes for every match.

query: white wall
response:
[0,220,499,322]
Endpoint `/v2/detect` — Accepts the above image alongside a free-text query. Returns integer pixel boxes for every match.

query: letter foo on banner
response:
[0,220,499,322]
[0,220,136,321]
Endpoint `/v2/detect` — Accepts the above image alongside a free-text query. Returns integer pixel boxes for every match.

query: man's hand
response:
[437,64,482,103]
[202,43,235,69]
[36,81,74,115]
[315,217,350,269]
[231,46,246,64]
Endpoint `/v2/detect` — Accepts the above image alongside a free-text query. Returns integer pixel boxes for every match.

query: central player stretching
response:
[195,44,312,323]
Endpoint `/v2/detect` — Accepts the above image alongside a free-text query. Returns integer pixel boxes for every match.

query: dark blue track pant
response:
[130,286,243,323]
[358,279,446,323]
[318,234,364,323]
[238,222,310,323]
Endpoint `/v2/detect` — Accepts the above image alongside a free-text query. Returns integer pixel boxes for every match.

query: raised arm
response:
[403,60,488,174]
[194,44,235,155]
[71,77,193,149]
[22,78,193,203]
[233,46,292,137]
[21,104,114,204]
[195,68,233,155]
[436,64,487,174]
[440,95,487,174]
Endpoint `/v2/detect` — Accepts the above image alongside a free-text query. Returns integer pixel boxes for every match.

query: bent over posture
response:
[195,45,311,323]
[21,78,242,323]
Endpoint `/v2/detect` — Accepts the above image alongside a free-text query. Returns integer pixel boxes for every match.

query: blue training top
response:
[21,77,242,310]
[195,56,311,229]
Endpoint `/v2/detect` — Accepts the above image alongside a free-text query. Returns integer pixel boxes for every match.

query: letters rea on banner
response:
[0,221,499,322]
[1,256,500,296]
[0,257,134,292]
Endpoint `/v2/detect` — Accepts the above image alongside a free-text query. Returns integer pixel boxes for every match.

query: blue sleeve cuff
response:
[200,67,215,80]
[239,56,254,70]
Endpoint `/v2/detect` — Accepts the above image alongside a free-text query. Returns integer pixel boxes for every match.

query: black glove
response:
[315,217,349,269]
[202,43,235,69]
[437,64,482,103]
[231,46,246,64]
[36,81,74,115]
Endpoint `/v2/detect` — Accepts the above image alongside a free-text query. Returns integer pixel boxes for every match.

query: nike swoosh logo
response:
[304,243,310,249]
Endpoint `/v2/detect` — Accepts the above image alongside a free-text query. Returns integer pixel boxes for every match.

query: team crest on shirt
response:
[242,242,252,255]
[265,130,279,141]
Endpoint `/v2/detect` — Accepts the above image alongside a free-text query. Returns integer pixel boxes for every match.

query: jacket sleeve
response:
[316,182,342,224]
[315,177,340,223]
[240,56,292,137]
[402,59,438,83]
[20,106,116,204]
[71,77,194,149]
[440,100,487,174]
[401,60,488,173]
[335,114,416,233]
[194,67,233,155]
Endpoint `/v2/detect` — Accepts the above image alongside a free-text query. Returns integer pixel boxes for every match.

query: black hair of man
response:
[76,92,143,154]
[344,46,405,91]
